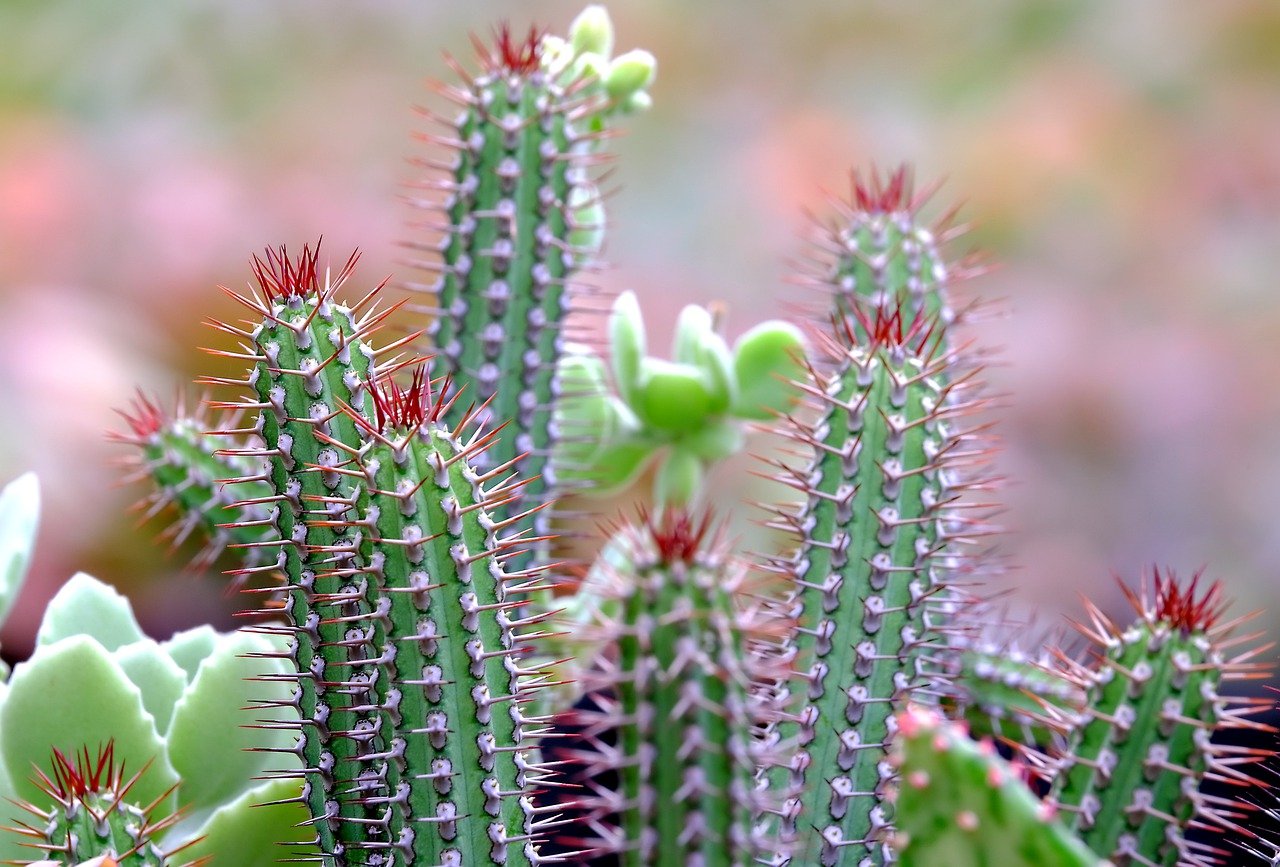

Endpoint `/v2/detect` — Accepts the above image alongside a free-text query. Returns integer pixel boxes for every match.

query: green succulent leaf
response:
[635,359,714,433]
[731,321,806,420]
[0,472,38,631]
[0,635,178,810]
[161,624,219,682]
[610,290,646,405]
[684,418,744,462]
[568,4,614,59]
[655,446,703,506]
[34,573,145,653]
[112,638,189,735]
[605,49,657,101]
[167,631,296,811]
[181,777,317,867]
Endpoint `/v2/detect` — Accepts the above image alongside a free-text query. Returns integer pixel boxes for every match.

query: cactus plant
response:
[23,6,1277,867]
[1043,569,1273,865]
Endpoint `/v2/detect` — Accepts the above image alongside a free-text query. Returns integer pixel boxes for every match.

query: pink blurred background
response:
[2,1,1279,654]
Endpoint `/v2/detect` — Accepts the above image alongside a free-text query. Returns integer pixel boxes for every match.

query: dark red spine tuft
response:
[491,22,544,76]
[367,364,450,433]
[116,391,166,439]
[643,507,715,565]
[850,164,916,214]
[47,741,118,802]
[1149,567,1227,635]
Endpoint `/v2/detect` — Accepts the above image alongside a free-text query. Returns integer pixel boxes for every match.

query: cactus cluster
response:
[4,5,1270,867]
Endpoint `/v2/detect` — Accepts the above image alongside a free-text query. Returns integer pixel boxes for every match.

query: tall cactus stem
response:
[762,307,998,865]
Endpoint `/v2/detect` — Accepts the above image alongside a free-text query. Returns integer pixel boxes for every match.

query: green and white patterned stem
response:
[1045,570,1272,866]
[571,510,789,866]
[763,309,994,865]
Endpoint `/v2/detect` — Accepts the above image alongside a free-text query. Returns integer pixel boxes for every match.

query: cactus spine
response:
[572,510,787,866]
[112,393,276,574]
[7,744,196,867]
[765,309,989,864]
[1045,570,1272,865]
[889,707,1100,867]
[404,25,609,570]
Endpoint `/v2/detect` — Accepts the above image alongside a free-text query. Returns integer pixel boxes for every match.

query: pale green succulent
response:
[0,473,309,866]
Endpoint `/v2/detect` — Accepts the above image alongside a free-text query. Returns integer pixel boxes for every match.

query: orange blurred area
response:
[2,1,1279,653]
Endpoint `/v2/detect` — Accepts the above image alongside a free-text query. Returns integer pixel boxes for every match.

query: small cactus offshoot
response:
[6,743,199,867]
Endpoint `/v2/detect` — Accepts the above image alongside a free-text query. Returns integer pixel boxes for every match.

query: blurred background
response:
[1,0,1278,680]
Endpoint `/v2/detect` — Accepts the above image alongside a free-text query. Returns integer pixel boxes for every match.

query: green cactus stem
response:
[6,743,201,867]
[209,241,409,864]
[799,165,972,335]
[762,307,998,865]
[889,706,1101,867]
[568,509,790,866]
[294,365,561,866]
[1044,569,1274,866]
[110,393,275,575]
[402,20,631,573]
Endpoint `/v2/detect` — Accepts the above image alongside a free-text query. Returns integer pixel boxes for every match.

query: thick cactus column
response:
[305,366,560,866]
[763,308,996,865]
[6,743,197,867]
[569,510,789,866]
[1045,570,1273,866]
[404,14,653,570]
[209,242,403,864]
[111,393,276,575]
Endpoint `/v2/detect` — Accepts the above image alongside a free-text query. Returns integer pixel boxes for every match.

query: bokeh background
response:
[2,0,1279,707]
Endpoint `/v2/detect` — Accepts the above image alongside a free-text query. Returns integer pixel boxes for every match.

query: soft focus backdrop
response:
[2,1,1279,658]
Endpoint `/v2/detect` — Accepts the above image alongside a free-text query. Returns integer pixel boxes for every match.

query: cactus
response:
[761,307,995,865]
[6,743,197,867]
[111,393,276,575]
[889,706,1100,867]
[565,509,790,865]
[1044,569,1273,865]
[403,9,654,571]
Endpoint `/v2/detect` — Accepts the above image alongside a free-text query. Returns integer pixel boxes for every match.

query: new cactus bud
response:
[568,509,791,866]
[403,18,619,573]
[209,241,405,863]
[762,307,997,865]
[6,743,200,867]
[890,706,1101,867]
[111,393,275,574]
[1045,569,1274,866]
[300,364,560,866]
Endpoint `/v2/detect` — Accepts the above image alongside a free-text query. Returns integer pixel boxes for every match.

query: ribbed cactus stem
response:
[890,706,1100,867]
[308,365,557,866]
[405,26,607,571]
[802,166,958,333]
[111,393,275,573]
[210,242,399,864]
[764,308,992,865]
[6,744,195,867]
[1046,570,1273,865]
[574,510,787,866]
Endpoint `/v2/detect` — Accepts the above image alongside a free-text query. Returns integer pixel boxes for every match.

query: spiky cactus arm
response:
[570,510,789,867]
[762,309,995,865]
[889,706,1101,867]
[209,242,401,864]
[403,23,614,572]
[111,393,275,574]
[1045,570,1274,866]
[6,743,200,867]
[798,166,966,335]
[305,366,557,867]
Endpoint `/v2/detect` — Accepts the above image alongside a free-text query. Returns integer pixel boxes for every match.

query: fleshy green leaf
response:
[161,624,220,682]
[577,436,656,496]
[634,359,714,433]
[167,631,297,810]
[112,638,189,735]
[34,573,145,652]
[673,304,715,366]
[684,418,745,461]
[609,291,646,405]
[731,320,807,420]
[605,49,657,101]
[569,4,614,60]
[0,473,39,630]
[180,777,317,867]
[0,635,178,810]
